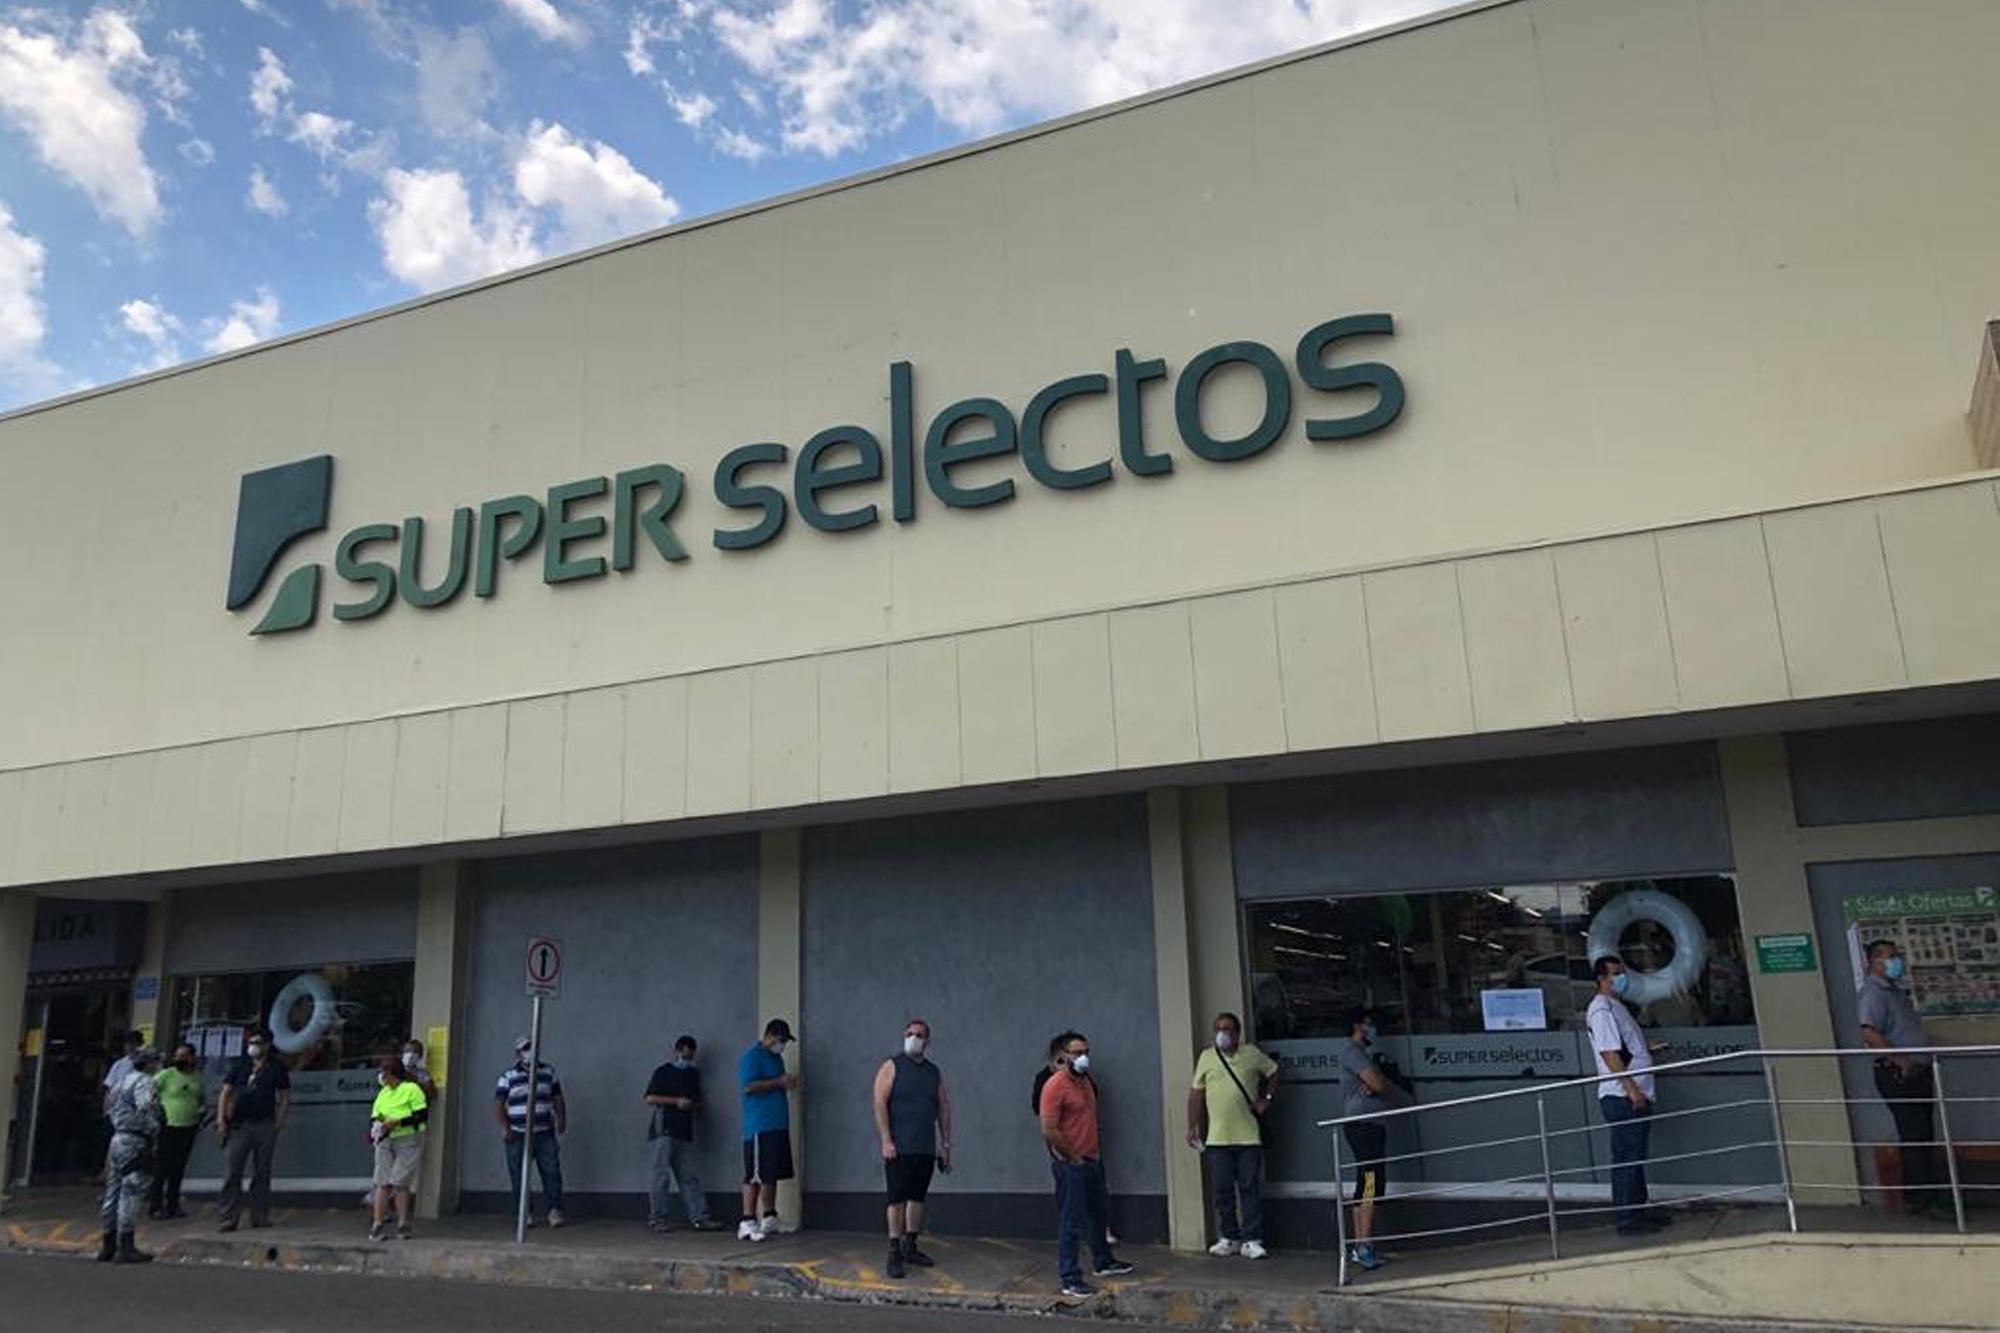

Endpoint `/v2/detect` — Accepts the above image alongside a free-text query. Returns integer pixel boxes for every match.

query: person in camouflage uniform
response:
[99,1045,163,1264]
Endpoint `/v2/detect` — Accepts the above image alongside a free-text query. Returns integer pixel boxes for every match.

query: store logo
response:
[1420,1044,1569,1068]
[226,314,1405,636]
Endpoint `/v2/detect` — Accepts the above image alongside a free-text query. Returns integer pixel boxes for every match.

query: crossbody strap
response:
[1215,1051,1263,1116]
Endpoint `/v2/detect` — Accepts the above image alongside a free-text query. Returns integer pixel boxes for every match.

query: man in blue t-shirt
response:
[737,1018,800,1242]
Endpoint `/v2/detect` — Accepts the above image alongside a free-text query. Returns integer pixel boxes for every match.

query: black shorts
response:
[1343,1122,1387,1205]
[885,1153,936,1204]
[743,1130,795,1185]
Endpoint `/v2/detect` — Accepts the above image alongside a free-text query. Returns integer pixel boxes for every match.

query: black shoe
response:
[167,1207,188,1220]
[1060,1280,1097,1299]
[886,1246,906,1280]
[97,1230,117,1263]
[217,1220,238,1234]
[901,1237,936,1268]
[113,1232,153,1264]
[1093,1259,1135,1277]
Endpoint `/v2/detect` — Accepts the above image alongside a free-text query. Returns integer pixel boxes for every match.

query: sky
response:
[0,0,1452,413]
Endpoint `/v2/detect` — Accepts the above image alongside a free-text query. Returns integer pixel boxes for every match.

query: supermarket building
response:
[3,0,1999,1249]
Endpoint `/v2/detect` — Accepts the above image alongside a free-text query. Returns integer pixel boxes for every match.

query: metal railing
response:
[1317,1044,2000,1287]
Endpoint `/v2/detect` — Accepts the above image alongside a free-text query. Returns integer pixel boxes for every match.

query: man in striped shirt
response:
[494,1036,567,1227]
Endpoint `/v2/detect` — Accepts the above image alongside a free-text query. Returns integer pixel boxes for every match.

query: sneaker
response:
[1349,1244,1387,1271]
[369,1222,388,1242]
[1093,1259,1135,1277]
[648,1220,671,1233]
[1208,1238,1238,1257]
[758,1213,792,1236]
[1240,1240,1268,1260]
[545,1209,565,1229]
[397,1223,413,1241]
[737,1220,765,1243]
[1060,1280,1097,1299]
[886,1247,906,1280]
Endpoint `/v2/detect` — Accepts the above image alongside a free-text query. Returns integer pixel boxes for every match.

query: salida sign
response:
[227,315,1405,634]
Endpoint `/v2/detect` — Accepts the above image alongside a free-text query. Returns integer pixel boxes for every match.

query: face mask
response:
[1611,973,1631,997]
[176,1058,194,1071]
[1069,1053,1090,1075]
[1884,957,1907,981]
[401,1052,418,1069]
[674,1055,693,1068]
[903,1034,927,1058]
[1360,1023,1378,1045]
[377,1071,388,1086]
[1215,1030,1237,1052]
[247,1044,265,1060]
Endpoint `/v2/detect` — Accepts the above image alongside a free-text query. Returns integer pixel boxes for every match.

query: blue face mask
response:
[1360,1023,1379,1045]
[1884,957,1906,981]
[1611,972,1631,997]
[674,1056,694,1068]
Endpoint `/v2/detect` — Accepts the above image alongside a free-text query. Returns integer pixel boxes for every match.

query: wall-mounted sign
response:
[1754,933,1817,974]
[227,314,1406,634]
[1479,987,1548,1031]
[1843,887,2000,1018]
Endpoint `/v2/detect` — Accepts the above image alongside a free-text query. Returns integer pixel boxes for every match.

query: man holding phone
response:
[872,1019,952,1279]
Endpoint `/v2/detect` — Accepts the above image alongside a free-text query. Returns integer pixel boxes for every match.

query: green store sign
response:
[226,314,1405,635]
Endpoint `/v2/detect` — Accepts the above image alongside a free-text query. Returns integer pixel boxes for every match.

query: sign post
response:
[516,937,561,1243]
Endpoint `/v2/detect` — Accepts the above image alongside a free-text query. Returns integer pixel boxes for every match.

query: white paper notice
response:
[1480,988,1548,1032]
[223,1028,245,1058]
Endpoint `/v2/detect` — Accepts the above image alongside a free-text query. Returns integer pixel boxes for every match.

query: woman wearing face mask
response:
[149,1044,205,1220]
[369,1053,429,1241]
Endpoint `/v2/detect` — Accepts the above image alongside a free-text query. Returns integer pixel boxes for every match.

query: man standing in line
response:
[102,1030,143,1114]
[1588,958,1669,1237]
[98,1045,161,1265]
[1337,1007,1394,1271]
[644,1035,721,1232]
[1858,939,1950,1218]
[873,1018,952,1278]
[1039,1031,1134,1299]
[495,1035,567,1228]
[1187,1011,1278,1259]
[216,1028,289,1233]
[738,1018,801,1242]
[149,1042,204,1220]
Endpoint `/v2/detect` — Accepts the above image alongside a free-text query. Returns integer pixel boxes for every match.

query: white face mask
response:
[1214,1030,1237,1052]
[401,1051,419,1069]
[903,1034,927,1058]
[246,1044,265,1060]
[1070,1052,1091,1075]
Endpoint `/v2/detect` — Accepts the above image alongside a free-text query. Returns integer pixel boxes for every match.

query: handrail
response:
[1315,1043,2000,1128]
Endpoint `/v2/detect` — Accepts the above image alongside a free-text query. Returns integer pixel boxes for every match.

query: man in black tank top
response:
[872,1018,952,1279]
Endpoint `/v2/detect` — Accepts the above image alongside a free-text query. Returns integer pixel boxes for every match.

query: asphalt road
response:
[0,1252,1116,1333]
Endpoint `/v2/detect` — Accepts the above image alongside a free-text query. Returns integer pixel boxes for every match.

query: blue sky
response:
[0,0,1445,412]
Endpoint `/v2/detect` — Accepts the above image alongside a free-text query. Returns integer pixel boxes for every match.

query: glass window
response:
[168,961,415,1068]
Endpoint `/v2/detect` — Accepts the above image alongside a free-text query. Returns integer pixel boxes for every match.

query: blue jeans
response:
[505,1129,564,1214]
[1053,1159,1114,1285]
[1204,1145,1264,1242]
[1599,1096,1651,1229]
[648,1135,707,1224]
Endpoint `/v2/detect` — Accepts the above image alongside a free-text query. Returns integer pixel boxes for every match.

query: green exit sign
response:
[1756,933,1818,974]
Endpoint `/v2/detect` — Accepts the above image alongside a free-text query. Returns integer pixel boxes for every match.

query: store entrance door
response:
[11,984,131,1186]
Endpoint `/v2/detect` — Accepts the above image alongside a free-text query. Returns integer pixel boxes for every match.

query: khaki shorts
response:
[373,1134,424,1190]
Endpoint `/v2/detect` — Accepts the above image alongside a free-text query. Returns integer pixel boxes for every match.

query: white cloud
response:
[249,46,291,132]
[288,109,354,162]
[178,137,216,166]
[713,126,769,162]
[417,27,499,138]
[0,201,58,393]
[513,121,680,252]
[118,295,184,370]
[239,0,287,23]
[0,11,163,239]
[368,167,541,293]
[169,27,204,58]
[203,286,282,354]
[247,166,288,217]
[497,0,585,44]
[669,88,717,129]
[701,0,1446,158]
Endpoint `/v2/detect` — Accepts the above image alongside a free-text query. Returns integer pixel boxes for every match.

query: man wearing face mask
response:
[216,1028,290,1233]
[738,1019,802,1242]
[99,1045,162,1264]
[1039,1031,1134,1298]
[1337,1008,1395,1271]
[495,1036,568,1228]
[1588,958,1668,1236]
[1187,1012,1278,1259]
[644,1036,721,1232]
[149,1043,205,1220]
[873,1019,953,1278]
[1858,939,1949,1218]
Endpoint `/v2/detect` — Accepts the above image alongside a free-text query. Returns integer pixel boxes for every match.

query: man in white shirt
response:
[1586,958,1668,1236]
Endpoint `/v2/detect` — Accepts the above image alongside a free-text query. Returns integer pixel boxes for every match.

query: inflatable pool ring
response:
[1586,890,1708,1006]
[269,972,338,1054]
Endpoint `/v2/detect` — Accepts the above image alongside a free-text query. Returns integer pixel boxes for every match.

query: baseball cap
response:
[764,1018,795,1042]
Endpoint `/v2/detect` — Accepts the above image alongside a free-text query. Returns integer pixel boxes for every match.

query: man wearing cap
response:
[99,1045,162,1265]
[738,1018,801,1242]
[495,1035,567,1227]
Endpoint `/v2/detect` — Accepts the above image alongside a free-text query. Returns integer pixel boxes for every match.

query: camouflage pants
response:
[101,1132,154,1233]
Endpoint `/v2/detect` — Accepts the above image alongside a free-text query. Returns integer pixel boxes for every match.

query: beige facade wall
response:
[2,0,1999,884]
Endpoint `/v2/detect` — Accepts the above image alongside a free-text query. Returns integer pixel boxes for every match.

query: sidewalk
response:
[0,1189,1980,1331]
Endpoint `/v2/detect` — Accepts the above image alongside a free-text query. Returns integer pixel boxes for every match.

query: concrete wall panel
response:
[1553,533,1677,721]
[1456,550,1574,733]
[685,670,752,816]
[1109,604,1199,770]
[337,720,398,852]
[501,699,565,836]
[1191,590,1288,760]
[562,687,627,830]
[818,648,890,801]
[1656,518,1789,710]
[1032,616,1117,777]
[390,712,450,849]
[888,639,962,794]
[1763,502,1905,698]
[1273,577,1377,752]
[622,678,690,824]
[956,628,1036,786]
[1364,563,1473,742]
[1876,482,2000,684]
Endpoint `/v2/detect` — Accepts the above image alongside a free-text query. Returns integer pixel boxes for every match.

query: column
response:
[758,827,804,1229]
[411,861,472,1220]
[1716,735,1860,1204]
[130,896,169,1043]
[0,889,34,1202]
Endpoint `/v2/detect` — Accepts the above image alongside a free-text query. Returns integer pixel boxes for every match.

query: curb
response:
[5,1229,1912,1333]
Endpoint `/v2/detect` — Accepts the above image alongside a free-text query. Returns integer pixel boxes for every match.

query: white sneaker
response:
[758,1214,792,1236]
[546,1209,565,1229]
[1240,1240,1268,1260]
[737,1220,765,1242]
[1208,1239,1238,1257]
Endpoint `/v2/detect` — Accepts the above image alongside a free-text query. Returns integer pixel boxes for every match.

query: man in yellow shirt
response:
[369,1055,429,1241]
[1186,1012,1279,1259]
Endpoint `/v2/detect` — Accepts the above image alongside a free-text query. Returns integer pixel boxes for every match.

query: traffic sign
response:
[525,936,562,998]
